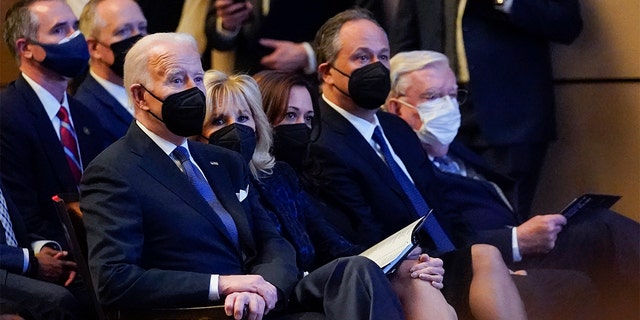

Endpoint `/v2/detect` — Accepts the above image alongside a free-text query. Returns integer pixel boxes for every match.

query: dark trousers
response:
[513,209,640,319]
[0,270,84,320]
[289,256,405,320]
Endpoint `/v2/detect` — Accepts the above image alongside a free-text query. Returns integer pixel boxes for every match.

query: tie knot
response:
[371,126,385,145]
[57,106,70,122]
[172,146,190,163]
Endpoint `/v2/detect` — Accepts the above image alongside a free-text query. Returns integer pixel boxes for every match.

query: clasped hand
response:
[404,247,445,289]
[36,246,77,286]
[219,274,278,320]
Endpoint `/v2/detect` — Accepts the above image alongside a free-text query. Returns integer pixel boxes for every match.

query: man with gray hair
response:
[385,49,640,319]
[74,0,148,144]
[80,31,405,319]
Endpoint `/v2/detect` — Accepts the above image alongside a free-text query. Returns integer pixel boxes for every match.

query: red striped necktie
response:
[57,106,82,185]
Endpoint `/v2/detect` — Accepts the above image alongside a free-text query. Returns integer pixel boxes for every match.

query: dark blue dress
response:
[253,161,364,271]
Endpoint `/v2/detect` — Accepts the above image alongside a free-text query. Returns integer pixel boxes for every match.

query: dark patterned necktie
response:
[372,126,455,253]
[172,146,239,249]
[57,107,82,185]
[0,188,18,246]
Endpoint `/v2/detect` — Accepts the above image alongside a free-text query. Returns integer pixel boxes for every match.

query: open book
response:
[359,211,430,274]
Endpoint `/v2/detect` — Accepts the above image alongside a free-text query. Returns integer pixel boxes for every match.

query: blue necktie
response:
[0,188,18,246]
[372,126,455,253]
[172,146,240,249]
[433,155,462,175]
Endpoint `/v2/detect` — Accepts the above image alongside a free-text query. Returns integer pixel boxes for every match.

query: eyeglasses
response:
[400,89,468,105]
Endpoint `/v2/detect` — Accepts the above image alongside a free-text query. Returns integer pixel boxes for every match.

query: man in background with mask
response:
[75,0,147,144]
[385,50,640,319]
[80,31,405,319]
[0,0,108,252]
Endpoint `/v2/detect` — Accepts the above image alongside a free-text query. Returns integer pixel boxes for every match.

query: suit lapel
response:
[15,76,76,188]
[85,76,133,127]
[190,142,252,250]
[127,125,240,250]
[319,101,408,200]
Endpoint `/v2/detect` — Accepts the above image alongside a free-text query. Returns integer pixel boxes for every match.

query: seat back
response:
[53,194,231,320]
[52,193,106,320]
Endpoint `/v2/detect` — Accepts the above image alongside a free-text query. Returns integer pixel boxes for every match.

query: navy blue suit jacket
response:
[391,0,582,144]
[74,74,133,145]
[80,123,298,309]
[305,100,475,252]
[431,141,524,262]
[0,182,31,274]
[0,75,109,249]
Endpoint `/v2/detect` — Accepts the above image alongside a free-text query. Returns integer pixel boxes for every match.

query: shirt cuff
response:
[302,42,316,74]
[495,0,514,13]
[216,17,241,39]
[31,240,62,253]
[209,274,220,301]
[511,226,522,262]
[22,248,30,273]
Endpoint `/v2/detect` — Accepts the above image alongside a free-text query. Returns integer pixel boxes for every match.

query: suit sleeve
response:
[305,143,387,248]
[205,3,238,51]
[80,162,211,309]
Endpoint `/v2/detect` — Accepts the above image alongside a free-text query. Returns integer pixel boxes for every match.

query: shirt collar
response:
[89,69,132,115]
[322,94,381,143]
[22,73,70,122]
[136,120,189,157]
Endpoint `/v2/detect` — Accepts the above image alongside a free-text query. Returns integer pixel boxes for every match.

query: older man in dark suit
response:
[80,31,404,319]
[74,0,148,144]
[385,50,640,319]
[0,0,109,251]
[391,0,583,218]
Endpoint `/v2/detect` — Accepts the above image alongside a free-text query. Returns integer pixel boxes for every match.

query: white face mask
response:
[395,96,461,146]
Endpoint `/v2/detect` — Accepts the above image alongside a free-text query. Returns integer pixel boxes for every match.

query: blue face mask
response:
[32,31,89,78]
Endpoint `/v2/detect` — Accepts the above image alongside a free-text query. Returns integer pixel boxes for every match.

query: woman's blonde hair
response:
[203,70,275,180]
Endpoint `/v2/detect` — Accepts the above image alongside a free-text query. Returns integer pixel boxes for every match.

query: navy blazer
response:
[0,181,31,274]
[0,75,109,248]
[391,0,582,144]
[431,141,525,263]
[305,100,475,252]
[80,123,298,309]
[74,74,133,145]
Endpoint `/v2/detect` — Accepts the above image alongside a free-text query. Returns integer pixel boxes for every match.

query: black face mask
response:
[332,61,391,110]
[273,123,310,173]
[35,32,90,78]
[108,34,144,78]
[142,86,205,137]
[208,123,256,163]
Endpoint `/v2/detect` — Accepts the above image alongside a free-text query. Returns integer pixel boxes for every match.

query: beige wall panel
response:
[551,0,640,79]
[534,83,640,221]
[1,0,21,87]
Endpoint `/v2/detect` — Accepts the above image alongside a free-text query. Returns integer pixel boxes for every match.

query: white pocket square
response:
[236,184,249,202]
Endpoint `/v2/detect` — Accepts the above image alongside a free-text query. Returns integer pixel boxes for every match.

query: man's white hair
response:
[389,50,450,95]
[123,32,198,108]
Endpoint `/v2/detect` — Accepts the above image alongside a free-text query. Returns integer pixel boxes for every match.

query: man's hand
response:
[259,39,308,71]
[219,275,278,312]
[224,292,266,320]
[215,0,253,32]
[517,214,567,255]
[35,246,77,286]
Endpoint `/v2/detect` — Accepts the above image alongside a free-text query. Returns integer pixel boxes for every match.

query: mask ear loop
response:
[391,97,417,109]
